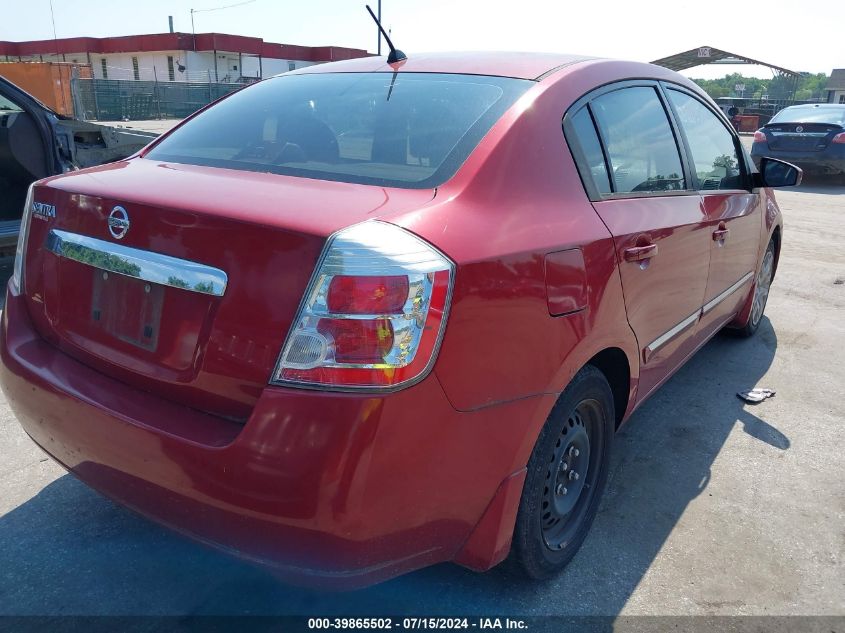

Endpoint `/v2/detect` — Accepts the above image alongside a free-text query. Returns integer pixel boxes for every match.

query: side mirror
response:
[754,157,802,188]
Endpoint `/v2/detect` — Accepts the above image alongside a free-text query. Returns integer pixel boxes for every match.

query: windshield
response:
[145,72,532,188]
[769,106,845,126]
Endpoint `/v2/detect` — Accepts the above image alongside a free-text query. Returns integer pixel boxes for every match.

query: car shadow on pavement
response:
[0,319,785,617]
[795,174,845,195]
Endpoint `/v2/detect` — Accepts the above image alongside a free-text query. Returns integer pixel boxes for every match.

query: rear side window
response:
[667,90,744,190]
[146,72,532,189]
[569,107,611,194]
[590,87,686,194]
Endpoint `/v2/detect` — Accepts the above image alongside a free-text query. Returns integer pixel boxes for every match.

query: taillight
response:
[272,221,454,390]
[753,130,767,143]
[832,132,845,144]
[327,275,409,314]
[11,184,35,294]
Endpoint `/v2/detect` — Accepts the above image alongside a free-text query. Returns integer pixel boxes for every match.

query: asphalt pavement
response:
[0,171,842,617]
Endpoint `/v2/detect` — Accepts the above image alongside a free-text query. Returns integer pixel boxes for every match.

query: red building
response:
[0,32,370,82]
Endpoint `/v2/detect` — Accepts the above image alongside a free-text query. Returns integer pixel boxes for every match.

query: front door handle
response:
[623,243,658,262]
[713,228,730,242]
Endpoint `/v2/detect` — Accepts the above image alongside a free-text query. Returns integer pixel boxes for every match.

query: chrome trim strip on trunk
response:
[701,271,754,315]
[769,131,829,137]
[45,229,228,297]
[644,310,700,362]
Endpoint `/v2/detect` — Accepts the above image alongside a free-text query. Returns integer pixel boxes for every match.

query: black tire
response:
[735,239,776,338]
[509,365,615,579]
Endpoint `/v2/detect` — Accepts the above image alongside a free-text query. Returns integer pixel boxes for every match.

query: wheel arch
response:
[770,224,782,281]
[585,347,631,430]
[453,343,636,571]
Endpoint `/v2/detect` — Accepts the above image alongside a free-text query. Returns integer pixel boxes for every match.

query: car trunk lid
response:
[763,122,843,152]
[23,158,434,421]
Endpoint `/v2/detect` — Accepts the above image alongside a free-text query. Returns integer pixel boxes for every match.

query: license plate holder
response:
[91,270,164,351]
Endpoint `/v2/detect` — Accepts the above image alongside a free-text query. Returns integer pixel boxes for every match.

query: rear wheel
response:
[509,366,614,579]
[735,239,775,338]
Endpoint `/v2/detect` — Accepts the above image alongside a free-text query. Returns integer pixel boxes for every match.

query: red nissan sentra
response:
[0,52,798,587]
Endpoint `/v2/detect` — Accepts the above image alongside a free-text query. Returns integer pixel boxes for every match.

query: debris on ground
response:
[737,388,777,403]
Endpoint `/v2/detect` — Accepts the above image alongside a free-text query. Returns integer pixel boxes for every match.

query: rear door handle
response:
[623,243,658,262]
[712,228,730,242]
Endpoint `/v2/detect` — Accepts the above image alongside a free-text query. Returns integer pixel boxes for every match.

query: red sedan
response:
[0,52,798,587]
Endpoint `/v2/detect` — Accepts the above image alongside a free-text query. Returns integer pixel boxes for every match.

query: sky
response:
[1,0,842,80]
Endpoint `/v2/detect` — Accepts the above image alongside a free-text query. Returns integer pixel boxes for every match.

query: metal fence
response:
[70,77,248,121]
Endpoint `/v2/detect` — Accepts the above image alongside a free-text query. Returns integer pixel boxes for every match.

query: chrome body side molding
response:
[701,271,754,315]
[45,229,228,297]
[645,271,754,362]
[644,310,700,362]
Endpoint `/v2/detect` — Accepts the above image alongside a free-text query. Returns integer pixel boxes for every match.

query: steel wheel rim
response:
[541,398,604,551]
[751,249,774,327]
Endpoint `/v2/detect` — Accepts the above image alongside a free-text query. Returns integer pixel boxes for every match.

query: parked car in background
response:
[751,104,845,180]
[0,52,799,587]
[0,76,156,255]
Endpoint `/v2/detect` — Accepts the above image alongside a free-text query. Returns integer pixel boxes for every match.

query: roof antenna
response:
[366,4,406,64]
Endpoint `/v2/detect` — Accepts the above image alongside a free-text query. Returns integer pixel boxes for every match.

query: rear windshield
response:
[769,106,845,126]
[145,72,532,188]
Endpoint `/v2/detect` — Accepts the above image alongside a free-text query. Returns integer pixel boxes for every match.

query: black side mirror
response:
[754,157,802,188]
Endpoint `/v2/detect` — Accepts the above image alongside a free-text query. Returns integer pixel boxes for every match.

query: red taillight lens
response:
[832,132,845,144]
[327,275,409,314]
[317,318,394,364]
[753,130,767,143]
[274,222,454,390]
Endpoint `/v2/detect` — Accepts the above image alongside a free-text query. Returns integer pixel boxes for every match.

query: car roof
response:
[782,103,845,110]
[287,51,596,81]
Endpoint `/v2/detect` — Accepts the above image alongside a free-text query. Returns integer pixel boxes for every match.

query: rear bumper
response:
[0,285,537,587]
[750,144,845,173]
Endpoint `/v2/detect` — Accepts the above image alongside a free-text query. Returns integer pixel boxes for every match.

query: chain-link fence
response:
[70,77,249,121]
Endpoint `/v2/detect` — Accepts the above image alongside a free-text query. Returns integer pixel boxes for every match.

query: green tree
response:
[691,71,832,103]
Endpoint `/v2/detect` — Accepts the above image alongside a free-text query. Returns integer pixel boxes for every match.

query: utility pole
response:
[190,8,196,54]
[377,0,382,56]
[48,0,60,62]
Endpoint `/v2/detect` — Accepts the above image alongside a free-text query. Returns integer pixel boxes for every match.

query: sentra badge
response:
[31,201,57,220]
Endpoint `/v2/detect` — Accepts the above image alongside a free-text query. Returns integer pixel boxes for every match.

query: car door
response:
[664,86,762,339]
[0,78,60,253]
[565,83,712,401]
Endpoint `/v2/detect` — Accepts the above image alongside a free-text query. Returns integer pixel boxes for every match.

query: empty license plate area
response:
[92,270,164,351]
[41,253,217,379]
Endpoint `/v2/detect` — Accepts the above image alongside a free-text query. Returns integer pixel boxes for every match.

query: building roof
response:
[826,69,845,91]
[651,46,799,77]
[0,32,369,62]
[289,51,595,80]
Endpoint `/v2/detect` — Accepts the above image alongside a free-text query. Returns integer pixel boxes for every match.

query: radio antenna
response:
[366,5,406,64]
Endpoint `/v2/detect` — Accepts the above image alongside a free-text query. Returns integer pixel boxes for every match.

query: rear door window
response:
[666,89,745,190]
[590,86,686,194]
